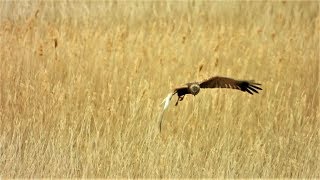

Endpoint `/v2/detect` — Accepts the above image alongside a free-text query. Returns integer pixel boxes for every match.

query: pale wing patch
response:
[158,92,175,132]
[161,92,174,110]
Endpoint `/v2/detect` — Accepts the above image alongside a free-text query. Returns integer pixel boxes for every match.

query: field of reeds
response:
[0,1,319,178]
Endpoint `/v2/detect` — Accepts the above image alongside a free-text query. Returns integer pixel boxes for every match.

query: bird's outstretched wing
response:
[159,92,175,132]
[199,76,262,94]
[161,92,174,110]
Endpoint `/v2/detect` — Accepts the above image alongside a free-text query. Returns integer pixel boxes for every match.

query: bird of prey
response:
[162,76,262,108]
[159,76,262,131]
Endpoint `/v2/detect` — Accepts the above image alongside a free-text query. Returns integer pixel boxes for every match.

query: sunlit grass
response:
[0,1,319,178]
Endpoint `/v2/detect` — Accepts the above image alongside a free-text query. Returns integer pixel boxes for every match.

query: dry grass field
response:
[0,1,319,178]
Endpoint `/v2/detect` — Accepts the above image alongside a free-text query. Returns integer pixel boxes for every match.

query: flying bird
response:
[162,76,262,108]
[159,76,262,131]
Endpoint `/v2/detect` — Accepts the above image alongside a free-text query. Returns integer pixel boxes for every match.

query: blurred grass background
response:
[0,1,319,178]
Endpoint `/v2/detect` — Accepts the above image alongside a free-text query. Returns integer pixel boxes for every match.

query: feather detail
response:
[161,92,174,110]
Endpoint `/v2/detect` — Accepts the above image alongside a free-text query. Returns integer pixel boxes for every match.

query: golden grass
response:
[0,1,319,178]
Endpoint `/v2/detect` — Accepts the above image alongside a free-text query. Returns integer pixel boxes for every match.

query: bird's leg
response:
[175,97,180,106]
[175,99,179,106]
[175,95,185,106]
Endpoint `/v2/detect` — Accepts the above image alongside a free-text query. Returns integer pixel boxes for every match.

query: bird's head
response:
[189,83,200,96]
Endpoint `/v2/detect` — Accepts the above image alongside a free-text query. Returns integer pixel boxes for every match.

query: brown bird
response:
[159,76,262,131]
[162,76,262,109]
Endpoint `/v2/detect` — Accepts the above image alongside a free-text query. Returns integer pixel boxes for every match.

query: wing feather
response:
[247,86,259,93]
[161,93,174,110]
[245,88,253,94]
[249,84,262,90]
[199,76,262,94]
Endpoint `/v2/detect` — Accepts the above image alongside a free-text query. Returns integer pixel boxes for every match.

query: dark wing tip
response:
[240,81,262,94]
[251,82,262,86]
[248,86,259,93]
[250,84,262,90]
[245,88,254,95]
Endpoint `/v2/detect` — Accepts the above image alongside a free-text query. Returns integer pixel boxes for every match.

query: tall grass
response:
[0,1,319,178]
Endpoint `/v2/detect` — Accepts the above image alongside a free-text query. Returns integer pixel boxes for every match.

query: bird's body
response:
[173,82,201,105]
